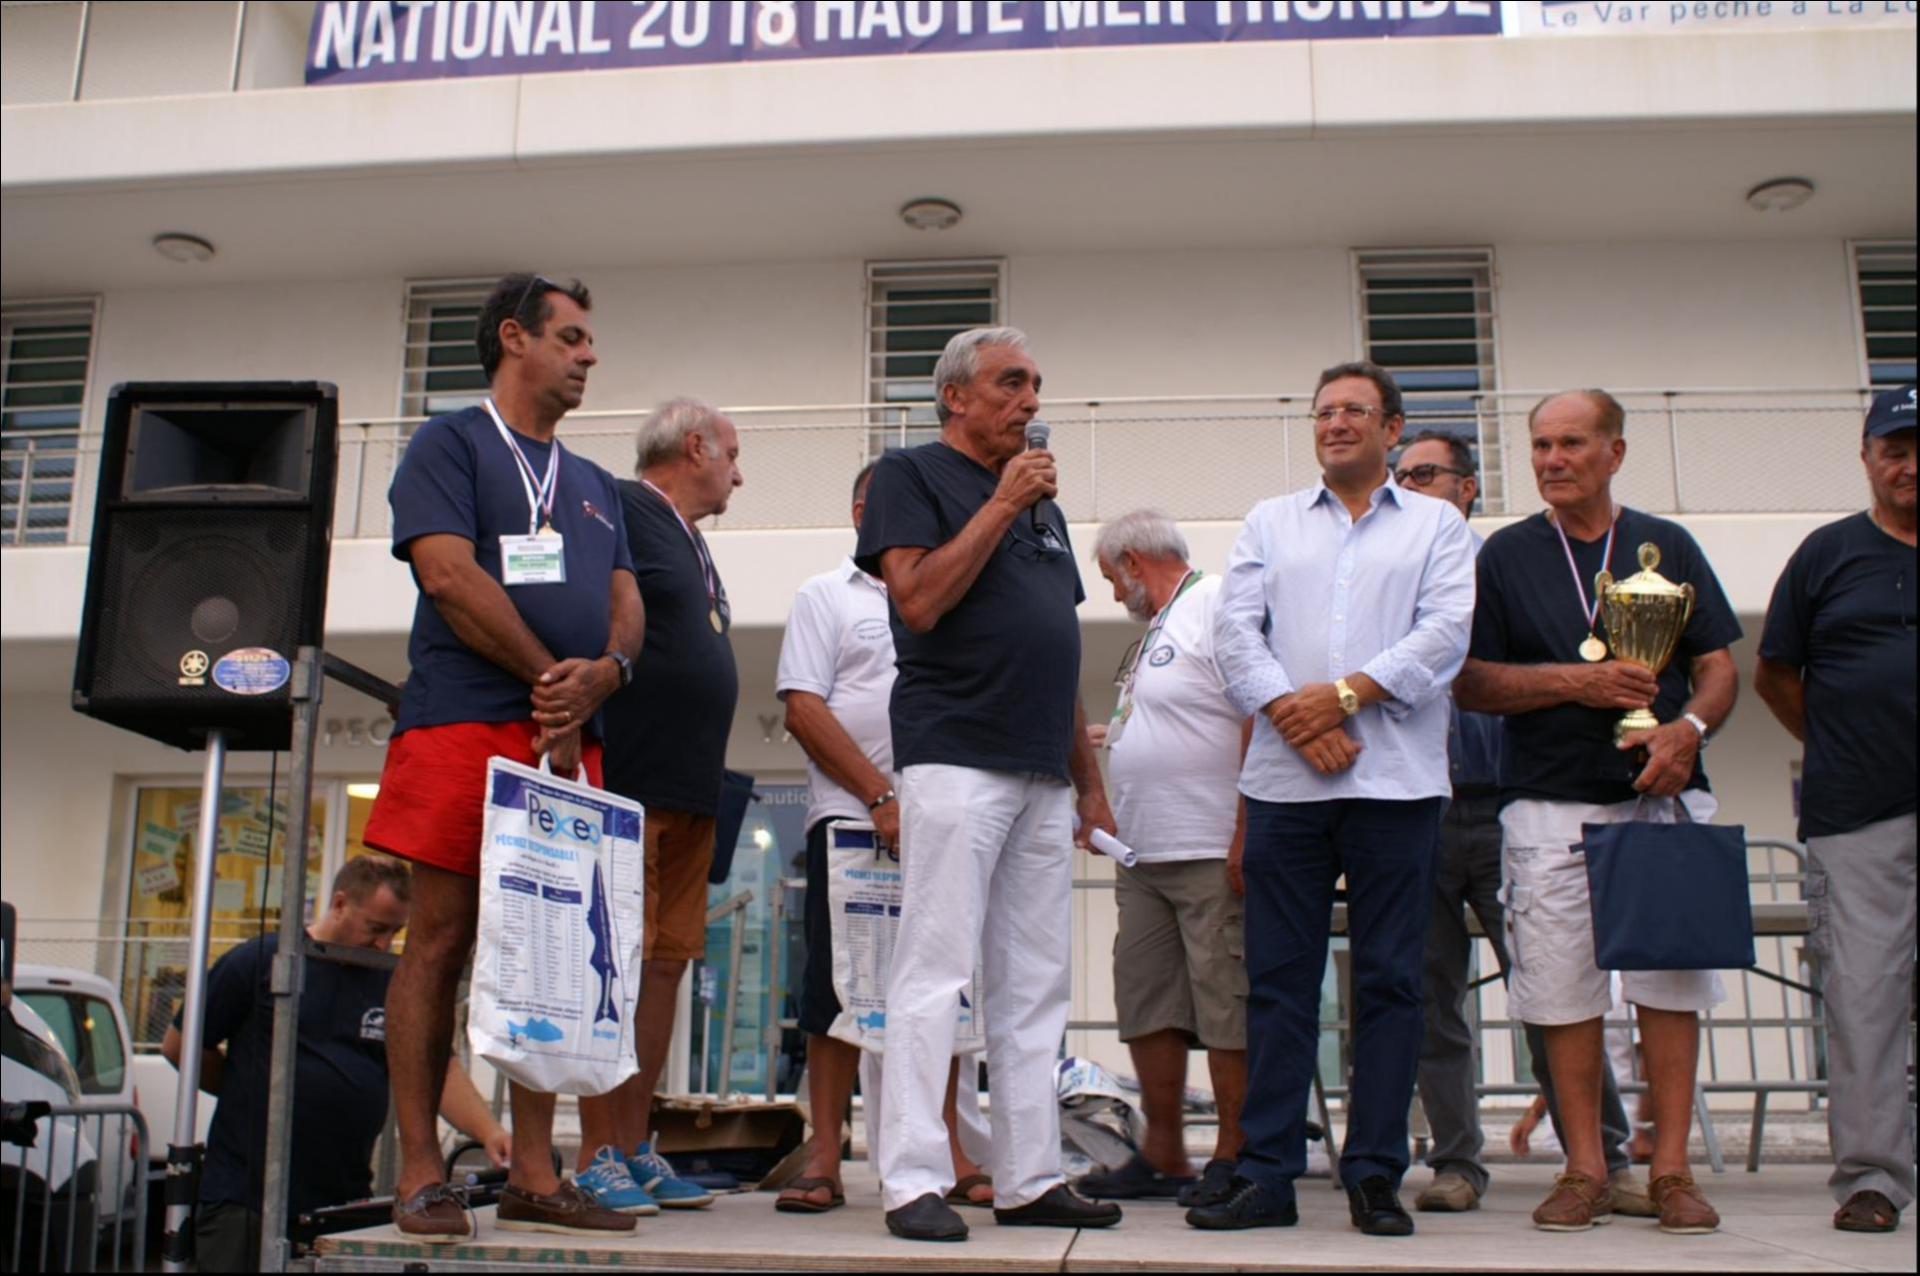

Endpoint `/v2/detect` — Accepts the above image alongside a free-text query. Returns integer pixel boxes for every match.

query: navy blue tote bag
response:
[1576,797,1755,971]
[709,769,757,886]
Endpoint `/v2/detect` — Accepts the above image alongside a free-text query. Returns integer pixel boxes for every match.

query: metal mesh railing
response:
[1062,834,1885,1169]
[2,387,1883,546]
[17,922,312,1049]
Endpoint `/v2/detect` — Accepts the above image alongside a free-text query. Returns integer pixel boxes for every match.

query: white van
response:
[11,965,146,1227]
[2,994,102,1270]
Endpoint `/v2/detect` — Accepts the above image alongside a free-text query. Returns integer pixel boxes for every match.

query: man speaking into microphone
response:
[856,327,1121,1242]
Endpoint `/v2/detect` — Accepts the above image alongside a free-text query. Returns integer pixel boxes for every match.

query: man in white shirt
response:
[772,462,992,1215]
[1198,361,1474,1237]
[1077,510,1250,1212]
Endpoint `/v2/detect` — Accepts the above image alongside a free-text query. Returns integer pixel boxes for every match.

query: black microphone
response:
[1024,418,1051,534]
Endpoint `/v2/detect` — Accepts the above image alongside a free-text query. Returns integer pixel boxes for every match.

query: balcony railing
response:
[0,1,302,106]
[1,387,1883,548]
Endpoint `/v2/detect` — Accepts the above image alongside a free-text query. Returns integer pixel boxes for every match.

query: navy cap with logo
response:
[1864,384,1917,438]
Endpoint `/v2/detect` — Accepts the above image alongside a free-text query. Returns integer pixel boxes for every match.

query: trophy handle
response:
[1680,580,1696,630]
[1594,569,1614,599]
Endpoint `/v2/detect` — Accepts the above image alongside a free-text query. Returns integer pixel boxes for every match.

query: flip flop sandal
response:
[1834,1191,1900,1233]
[946,1173,995,1208]
[774,1176,846,1213]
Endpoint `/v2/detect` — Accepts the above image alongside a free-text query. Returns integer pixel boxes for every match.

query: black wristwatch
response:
[605,651,634,689]
[867,789,897,811]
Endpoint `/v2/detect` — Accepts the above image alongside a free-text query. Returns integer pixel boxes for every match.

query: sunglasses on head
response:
[512,274,558,325]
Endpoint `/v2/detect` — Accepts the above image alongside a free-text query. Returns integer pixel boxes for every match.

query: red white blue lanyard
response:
[1552,506,1618,637]
[485,398,559,534]
[640,478,720,608]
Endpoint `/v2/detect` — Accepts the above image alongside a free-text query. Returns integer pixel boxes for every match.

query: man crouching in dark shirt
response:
[163,857,508,1271]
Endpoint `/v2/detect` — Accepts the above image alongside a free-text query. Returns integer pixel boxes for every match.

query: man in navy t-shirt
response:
[1754,385,1917,1235]
[362,273,641,1242]
[1457,390,1740,1237]
[854,326,1121,1242]
[161,858,507,1271]
[580,397,743,1213]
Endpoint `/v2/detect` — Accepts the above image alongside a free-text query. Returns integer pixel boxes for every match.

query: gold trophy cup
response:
[1595,543,1695,743]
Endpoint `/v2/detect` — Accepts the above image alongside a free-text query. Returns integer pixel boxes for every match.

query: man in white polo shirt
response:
[772,461,992,1215]
[1078,510,1251,1212]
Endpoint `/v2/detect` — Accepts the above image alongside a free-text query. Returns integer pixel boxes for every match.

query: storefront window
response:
[121,785,325,1046]
[690,784,809,1096]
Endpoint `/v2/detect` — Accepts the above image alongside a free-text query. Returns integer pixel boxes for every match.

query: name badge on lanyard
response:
[487,399,567,586]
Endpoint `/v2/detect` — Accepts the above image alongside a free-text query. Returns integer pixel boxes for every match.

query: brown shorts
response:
[1113,857,1247,1051]
[645,807,715,961]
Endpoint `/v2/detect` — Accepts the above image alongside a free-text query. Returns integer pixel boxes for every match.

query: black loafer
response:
[1185,1175,1299,1230]
[1176,1158,1238,1209]
[994,1184,1121,1229]
[886,1192,969,1242]
[1348,1175,1415,1237]
[1075,1154,1195,1200]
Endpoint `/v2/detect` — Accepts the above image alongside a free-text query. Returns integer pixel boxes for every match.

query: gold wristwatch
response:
[1335,678,1360,717]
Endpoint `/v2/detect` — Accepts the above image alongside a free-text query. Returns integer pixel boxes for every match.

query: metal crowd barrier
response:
[1061,834,1899,1176]
[3,1102,149,1273]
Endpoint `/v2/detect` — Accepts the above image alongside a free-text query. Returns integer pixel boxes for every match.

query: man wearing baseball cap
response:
[1754,384,1916,1235]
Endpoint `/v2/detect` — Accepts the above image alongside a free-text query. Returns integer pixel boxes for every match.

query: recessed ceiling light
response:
[152,232,216,263]
[899,198,962,232]
[1745,178,1815,214]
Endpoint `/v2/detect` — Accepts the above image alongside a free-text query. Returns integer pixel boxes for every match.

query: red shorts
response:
[363,720,605,878]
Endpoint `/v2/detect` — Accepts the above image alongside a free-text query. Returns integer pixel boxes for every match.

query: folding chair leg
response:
[1746,1093,1768,1173]
[1695,1083,1724,1174]
[1313,1064,1341,1191]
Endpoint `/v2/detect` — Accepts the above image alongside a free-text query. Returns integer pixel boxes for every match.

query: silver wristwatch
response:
[1682,711,1710,748]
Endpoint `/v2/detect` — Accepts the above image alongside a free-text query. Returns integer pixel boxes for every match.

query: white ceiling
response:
[3,120,1914,295]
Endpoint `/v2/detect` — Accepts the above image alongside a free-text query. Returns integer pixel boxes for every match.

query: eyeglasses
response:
[1112,638,1144,687]
[1313,403,1389,424]
[1394,463,1471,486]
[511,274,558,325]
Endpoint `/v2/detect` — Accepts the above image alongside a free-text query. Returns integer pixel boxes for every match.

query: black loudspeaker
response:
[72,382,338,751]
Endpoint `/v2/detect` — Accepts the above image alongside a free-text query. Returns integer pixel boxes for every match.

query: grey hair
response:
[932,326,1030,424]
[1093,508,1190,567]
[634,396,725,472]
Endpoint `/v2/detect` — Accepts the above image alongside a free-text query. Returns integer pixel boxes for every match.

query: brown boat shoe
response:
[497,1179,638,1236]
[1533,1172,1615,1232]
[1650,1173,1720,1235]
[392,1182,474,1244]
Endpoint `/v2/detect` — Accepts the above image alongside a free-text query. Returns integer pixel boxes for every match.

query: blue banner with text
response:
[308,1,1504,85]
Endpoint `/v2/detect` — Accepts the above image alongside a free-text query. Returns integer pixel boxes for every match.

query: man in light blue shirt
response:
[1187,361,1474,1238]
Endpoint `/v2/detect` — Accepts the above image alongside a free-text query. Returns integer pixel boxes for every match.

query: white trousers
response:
[862,1051,992,1178]
[877,764,1074,1211]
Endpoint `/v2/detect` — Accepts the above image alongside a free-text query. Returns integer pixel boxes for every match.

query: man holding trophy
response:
[1455,390,1741,1237]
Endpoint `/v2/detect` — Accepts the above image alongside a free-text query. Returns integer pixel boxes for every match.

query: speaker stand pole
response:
[160,729,228,1275]
[258,646,322,1273]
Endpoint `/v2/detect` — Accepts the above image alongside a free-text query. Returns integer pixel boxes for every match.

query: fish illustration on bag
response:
[587,859,620,1025]
[507,1017,566,1045]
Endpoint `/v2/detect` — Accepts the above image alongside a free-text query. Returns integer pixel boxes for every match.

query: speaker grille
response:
[86,507,314,717]
[73,380,337,752]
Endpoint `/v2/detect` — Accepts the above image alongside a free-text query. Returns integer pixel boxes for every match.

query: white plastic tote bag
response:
[825,820,985,1056]
[469,755,645,1096]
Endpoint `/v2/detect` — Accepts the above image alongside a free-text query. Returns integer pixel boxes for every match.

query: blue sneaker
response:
[627,1141,714,1209]
[574,1144,659,1215]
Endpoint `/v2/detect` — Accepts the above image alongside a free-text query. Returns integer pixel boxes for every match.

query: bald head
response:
[1528,389,1625,439]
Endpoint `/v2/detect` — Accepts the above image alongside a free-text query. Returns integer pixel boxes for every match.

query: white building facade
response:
[3,1,1914,1103]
